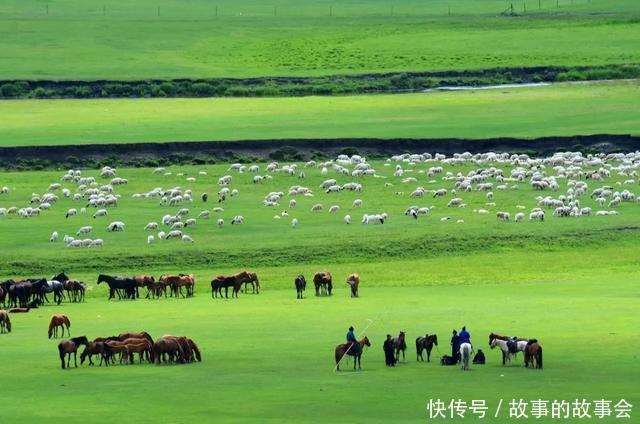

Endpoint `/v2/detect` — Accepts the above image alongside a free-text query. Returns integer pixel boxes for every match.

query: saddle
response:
[507,340,518,354]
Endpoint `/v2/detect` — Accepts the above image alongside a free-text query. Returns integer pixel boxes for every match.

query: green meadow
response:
[1,159,639,422]
[0,0,639,80]
[1,80,639,146]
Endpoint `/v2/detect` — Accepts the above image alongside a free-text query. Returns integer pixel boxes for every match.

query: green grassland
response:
[1,158,639,423]
[1,80,639,147]
[0,0,639,80]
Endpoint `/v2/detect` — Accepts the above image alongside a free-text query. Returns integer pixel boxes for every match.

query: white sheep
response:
[158,231,166,240]
[289,199,297,208]
[311,204,323,212]
[147,235,154,244]
[182,235,194,243]
[514,212,525,222]
[76,226,93,235]
[89,239,104,248]
[217,218,224,228]
[107,221,125,232]
[292,218,299,228]
[329,205,340,213]
[93,209,108,218]
[344,214,351,224]
[353,199,363,208]
[66,208,77,218]
[50,231,58,242]
[231,215,244,225]
[144,222,158,231]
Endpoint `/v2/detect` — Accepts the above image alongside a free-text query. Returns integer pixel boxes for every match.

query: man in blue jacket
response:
[346,326,360,355]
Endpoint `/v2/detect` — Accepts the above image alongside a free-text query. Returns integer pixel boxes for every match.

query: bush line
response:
[1,65,639,99]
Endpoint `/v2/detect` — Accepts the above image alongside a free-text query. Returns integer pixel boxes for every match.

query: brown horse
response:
[160,274,195,298]
[118,331,154,345]
[120,338,153,363]
[63,280,85,302]
[104,340,132,364]
[335,336,371,371]
[0,310,11,333]
[161,335,201,363]
[134,275,155,298]
[392,331,407,362]
[524,340,543,369]
[346,273,360,297]
[80,341,111,366]
[48,314,71,339]
[313,271,332,296]
[211,275,237,298]
[152,336,185,364]
[416,334,438,362]
[234,271,260,294]
[58,336,89,369]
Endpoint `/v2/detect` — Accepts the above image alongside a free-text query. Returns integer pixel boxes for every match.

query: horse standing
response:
[460,343,473,370]
[58,336,89,369]
[294,275,306,299]
[211,276,237,298]
[234,271,260,294]
[524,340,543,369]
[48,314,71,338]
[335,336,371,371]
[313,272,332,296]
[345,273,360,297]
[43,280,65,305]
[80,341,111,366]
[489,333,528,366]
[97,274,137,300]
[0,310,11,333]
[392,331,407,362]
[416,334,438,362]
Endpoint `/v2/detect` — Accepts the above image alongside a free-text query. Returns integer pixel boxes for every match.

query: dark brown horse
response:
[152,336,185,364]
[416,334,438,362]
[235,271,260,294]
[160,274,195,298]
[335,336,371,371]
[0,310,11,333]
[58,336,89,369]
[211,275,237,298]
[294,274,306,299]
[48,314,71,338]
[118,331,154,345]
[392,331,407,362]
[345,273,360,297]
[313,271,332,296]
[80,341,111,366]
[524,340,543,369]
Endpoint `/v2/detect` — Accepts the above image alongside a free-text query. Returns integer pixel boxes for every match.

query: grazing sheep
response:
[185,218,197,226]
[171,222,185,230]
[447,198,463,207]
[76,226,93,235]
[231,215,244,225]
[1,186,8,194]
[352,199,363,208]
[344,214,351,224]
[329,205,340,214]
[514,212,525,222]
[66,208,77,218]
[158,231,166,240]
[107,221,125,232]
[145,222,159,231]
[213,207,224,213]
[50,231,58,242]
[93,209,108,218]
[89,239,104,248]
[197,210,209,219]
[456,219,464,224]
[486,192,494,200]
[529,211,545,222]
[311,204,323,212]
[292,218,299,228]
[182,235,194,243]
[440,216,450,222]
[496,211,510,222]
[147,235,154,244]
[217,218,224,228]
[166,230,183,239]
[288,199,297,208]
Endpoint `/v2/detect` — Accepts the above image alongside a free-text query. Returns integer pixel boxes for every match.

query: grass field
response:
[1,80,639,147]
[1,0,639,80]
[1,157,639,422]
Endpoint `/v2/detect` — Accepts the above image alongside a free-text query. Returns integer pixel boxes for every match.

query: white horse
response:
[459,343,472,370]
[489,337,528,366]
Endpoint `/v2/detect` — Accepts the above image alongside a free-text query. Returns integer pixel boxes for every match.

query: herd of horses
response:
[0,272,85,309]
[57,331,201,369]
[335,331,542,371]
[294,272,360,299]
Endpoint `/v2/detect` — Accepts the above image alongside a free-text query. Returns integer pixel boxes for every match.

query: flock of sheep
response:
[0,150,638,248]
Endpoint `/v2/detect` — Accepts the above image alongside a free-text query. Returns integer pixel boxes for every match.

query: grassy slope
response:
[0,0,638,80]
[1,80,639,147]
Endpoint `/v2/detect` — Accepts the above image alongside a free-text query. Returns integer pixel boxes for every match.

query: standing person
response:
[450,329,460,362]
[346,326,360,356]
[383,334,395,366]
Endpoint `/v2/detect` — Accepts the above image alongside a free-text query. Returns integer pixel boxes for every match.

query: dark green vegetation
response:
[2,64,639,99]
[1,0,638,81]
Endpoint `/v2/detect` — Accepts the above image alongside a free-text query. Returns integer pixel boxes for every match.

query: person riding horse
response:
[458,326,472,358]
[346,326,360,356]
